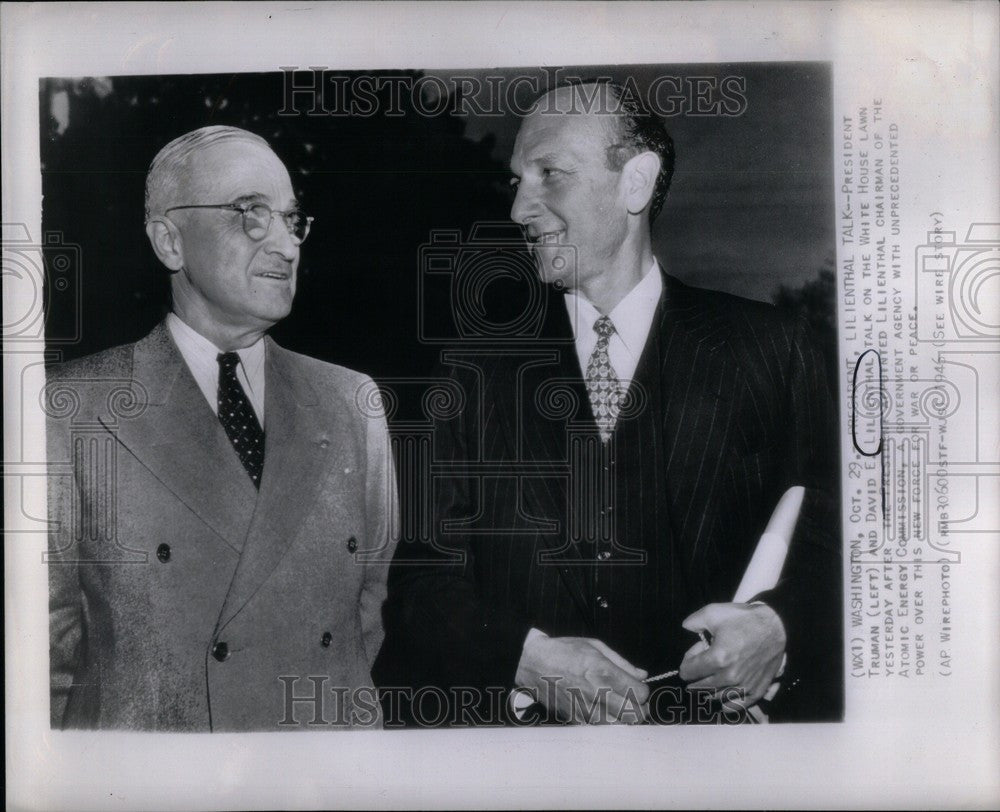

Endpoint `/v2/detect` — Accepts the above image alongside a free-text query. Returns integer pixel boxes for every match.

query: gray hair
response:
[144,125,271,220]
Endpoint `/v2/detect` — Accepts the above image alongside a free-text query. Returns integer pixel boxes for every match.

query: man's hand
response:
[515,633,649,724]
[678,602,786,708]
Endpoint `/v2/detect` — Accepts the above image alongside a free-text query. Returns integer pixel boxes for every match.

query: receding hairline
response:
[144,125,281,219]
[523,84,628,144]
[519,80,675,221]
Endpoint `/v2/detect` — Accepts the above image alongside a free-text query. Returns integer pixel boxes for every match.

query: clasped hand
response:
[678,602,787,708]
[515,602,786,723]
[514,634,649,724]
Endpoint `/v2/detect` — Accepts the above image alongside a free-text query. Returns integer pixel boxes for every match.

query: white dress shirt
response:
[563,259,663,388]
[166,313,267,427]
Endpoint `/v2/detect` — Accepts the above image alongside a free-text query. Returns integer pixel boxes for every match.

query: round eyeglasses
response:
[164,201,314,244]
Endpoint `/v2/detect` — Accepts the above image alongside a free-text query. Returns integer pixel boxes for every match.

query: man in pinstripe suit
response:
[377,82,841,724]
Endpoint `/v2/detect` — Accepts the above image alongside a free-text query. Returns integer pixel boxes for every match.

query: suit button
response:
[156,543,171,563]
[346,536,358,553]
[596,596,609,609]
[597,551,611,561]
[211,642,229,662]
[321,631,332,647]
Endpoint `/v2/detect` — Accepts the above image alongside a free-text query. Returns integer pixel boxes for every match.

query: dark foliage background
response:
[40,66,837,392]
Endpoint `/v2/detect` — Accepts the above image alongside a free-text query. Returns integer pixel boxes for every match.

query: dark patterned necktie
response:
[585,315,624,442]
[217,352,265,487]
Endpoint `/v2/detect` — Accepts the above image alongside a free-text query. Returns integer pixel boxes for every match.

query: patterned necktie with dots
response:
[217,352,265,488]
[585,315,624,442]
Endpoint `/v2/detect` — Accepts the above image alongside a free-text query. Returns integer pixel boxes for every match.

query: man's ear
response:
[622,151,661,216]
[145,218,185,272]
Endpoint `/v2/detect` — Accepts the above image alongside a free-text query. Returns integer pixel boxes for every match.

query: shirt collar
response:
[564,258,663,350]
[609,260,663,358]
[165,312,266,376]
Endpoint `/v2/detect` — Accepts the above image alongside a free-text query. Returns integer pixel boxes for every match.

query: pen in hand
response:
[643,630,711,684]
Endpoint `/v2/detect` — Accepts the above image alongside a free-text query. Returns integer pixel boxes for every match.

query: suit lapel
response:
[103,321,257,553]
[216,339,346,629]
[657,275,742,575]
[495,274,742,605]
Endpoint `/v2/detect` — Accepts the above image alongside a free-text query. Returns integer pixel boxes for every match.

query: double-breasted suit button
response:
[156,543,171,563]
[321,632,332,647]
[211,641,230,662]
[319,439,329,449]
[346,536,358,553]
[596,596,609,609]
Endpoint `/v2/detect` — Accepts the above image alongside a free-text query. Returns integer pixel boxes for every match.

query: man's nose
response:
[265,217,300,261]
[510,181,540,226]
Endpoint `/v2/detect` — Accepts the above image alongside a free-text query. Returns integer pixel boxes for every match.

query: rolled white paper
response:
[733,485,805,603]
[735,485,805,724]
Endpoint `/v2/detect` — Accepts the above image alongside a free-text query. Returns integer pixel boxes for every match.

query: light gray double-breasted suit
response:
[47,321,397,730]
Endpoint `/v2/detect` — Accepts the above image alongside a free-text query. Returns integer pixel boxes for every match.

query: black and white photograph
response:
[39,64,841,731]
[4,2,998,809]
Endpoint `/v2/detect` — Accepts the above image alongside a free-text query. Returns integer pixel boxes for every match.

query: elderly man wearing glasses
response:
[46,126,397,731]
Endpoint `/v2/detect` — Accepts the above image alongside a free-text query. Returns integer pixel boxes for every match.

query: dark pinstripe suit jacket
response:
[377,271,842,722]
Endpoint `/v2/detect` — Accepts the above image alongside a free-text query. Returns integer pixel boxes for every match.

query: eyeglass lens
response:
[244,203,310,242]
